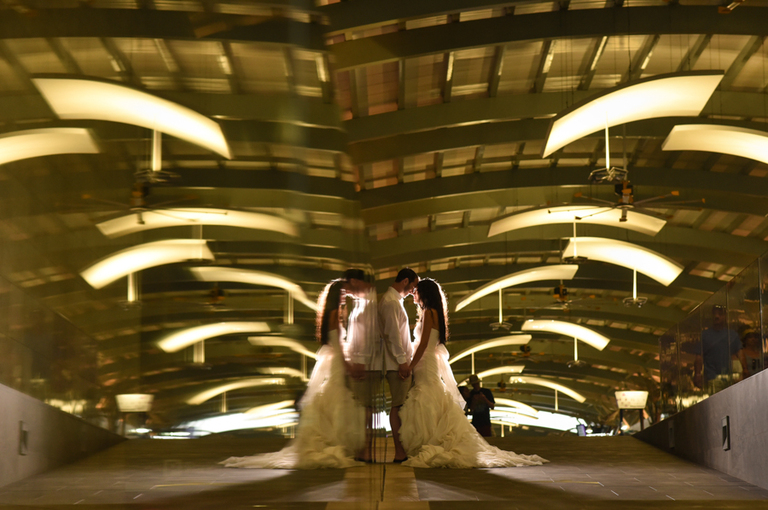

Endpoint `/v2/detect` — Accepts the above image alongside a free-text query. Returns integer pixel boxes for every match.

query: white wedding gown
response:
[399,323,548,468]
[221,328,365,469]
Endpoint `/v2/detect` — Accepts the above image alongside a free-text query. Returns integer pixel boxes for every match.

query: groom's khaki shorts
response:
[350,371,412,407]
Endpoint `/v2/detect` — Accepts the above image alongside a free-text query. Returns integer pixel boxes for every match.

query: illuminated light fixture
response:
[522,319,610,351]
[450,336,532,365]
[488,206,666,238]
[455,265,578,312]
[115,394,154,413]
[494,398,539,416]
[97,209,298,238]
[81,239,214,289]
[662,124,768,165]
[508,376,586,403]
[187,378,285,405]
[248,336,318,360]
[191,267,317,311]
[492,409,539,421]
[562,237,683,286]
[157,321,270,353]
[258,367,308,382]
[459,366,525,385]
[615,390,649,409]
[541,71,723,157]
[244,400,295,417]
[34,77,231,158]
[0,128,99,166]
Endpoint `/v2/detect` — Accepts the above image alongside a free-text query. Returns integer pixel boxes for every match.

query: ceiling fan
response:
[579,123,703,222]
[80,130,201,224]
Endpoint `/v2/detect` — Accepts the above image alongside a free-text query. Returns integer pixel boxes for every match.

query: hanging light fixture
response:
[541,71,723,157]
[662,124,768,165]
[186,378,286,405]
[81,239,214,289]
[190,267,317,311]
[507,376,586,403]
[449,335,532,364]
[157,321,271,352]
[248,336,318,360]
[0,128,100,166]
[455,265,578,312]
[561,237,683,286]
[97,209,299,238]
[488,205,666,238]
[494,398,539,416]
[34,77,231,158]
[521,320,610,350]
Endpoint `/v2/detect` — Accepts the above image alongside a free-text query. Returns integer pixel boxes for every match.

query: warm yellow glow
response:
[494,398,539,416]
[81,239,214,289]
[244,400,295,417]
[115,394,154,412]
[158,321,270,352]
[97,209,298,238]
[488,205,666,237]
[191,267,317,311]
[477,366,525,379]
[258,367,308,382]
[522,320,610,351]
[508,376,586,403]
[0,128,99,166]
[187,378,286,405]
[455,265,578,311]
[542,72,723,157]
[492,409,539,421]
[662,124,768,165]
[450,336,532,364]
[562,237,683,286]
[248,336,318,360]
[615,390,649,409]
[34,77,231,158]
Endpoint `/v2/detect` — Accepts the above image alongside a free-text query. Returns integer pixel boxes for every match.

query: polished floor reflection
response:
[2,434,768,509]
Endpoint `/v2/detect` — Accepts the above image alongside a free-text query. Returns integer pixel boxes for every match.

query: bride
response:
[399,278,548,468]
[221,279,365,469]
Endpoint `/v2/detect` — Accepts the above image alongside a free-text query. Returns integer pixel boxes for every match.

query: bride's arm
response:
[408,309,436,371]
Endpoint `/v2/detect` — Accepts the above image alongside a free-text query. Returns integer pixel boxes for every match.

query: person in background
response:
[467,374,495,437]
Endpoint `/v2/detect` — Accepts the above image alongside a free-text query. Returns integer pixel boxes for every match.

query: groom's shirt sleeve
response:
[379,297,409,365]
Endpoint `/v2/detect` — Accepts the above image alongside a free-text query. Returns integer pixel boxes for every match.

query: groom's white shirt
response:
[375,286,412,372]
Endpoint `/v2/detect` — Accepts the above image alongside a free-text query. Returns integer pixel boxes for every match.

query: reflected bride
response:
[220,279,365,469]
[399,278,548,468]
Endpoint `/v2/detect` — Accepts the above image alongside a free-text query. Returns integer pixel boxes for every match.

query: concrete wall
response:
[635,369,768,491]
[0,383,124,488]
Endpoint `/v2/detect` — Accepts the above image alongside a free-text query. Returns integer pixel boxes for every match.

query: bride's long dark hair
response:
[415,278,449,344]
[316,279,345,344]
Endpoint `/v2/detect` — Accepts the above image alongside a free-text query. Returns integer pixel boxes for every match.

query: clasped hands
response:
[398,363,411,380]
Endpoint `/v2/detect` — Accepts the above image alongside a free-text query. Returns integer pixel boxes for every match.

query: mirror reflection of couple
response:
[222,268,547,469]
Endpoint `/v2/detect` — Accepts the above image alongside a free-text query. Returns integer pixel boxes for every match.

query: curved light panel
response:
[455,265,578,312]
[508,376,586,403]
[495,398,539,416]
[522,319,609,351]
[562,237,683,286]
[488,205,666,238]
[542,71,723,157]
[187,377,286,405]
[34,77,231,158]
[158,321,271,352]
[97,209,298,238]
[81,239,214,289]
[258,367,308,382]
[245,400,295,418]
[450,335,532,364]
[0,128,99,166]
[248,336,318,360]
[191,267,317,311]
[662,124,768,165]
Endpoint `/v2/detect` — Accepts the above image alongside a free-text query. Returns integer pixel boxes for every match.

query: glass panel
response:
[727,260,763,380]
[658,325,678,418]
[677,307,702,411]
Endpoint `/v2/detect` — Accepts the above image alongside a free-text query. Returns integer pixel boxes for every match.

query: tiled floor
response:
[1,433,768,509]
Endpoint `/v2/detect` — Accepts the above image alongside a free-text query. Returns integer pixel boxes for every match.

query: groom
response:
[377,268,419,463]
